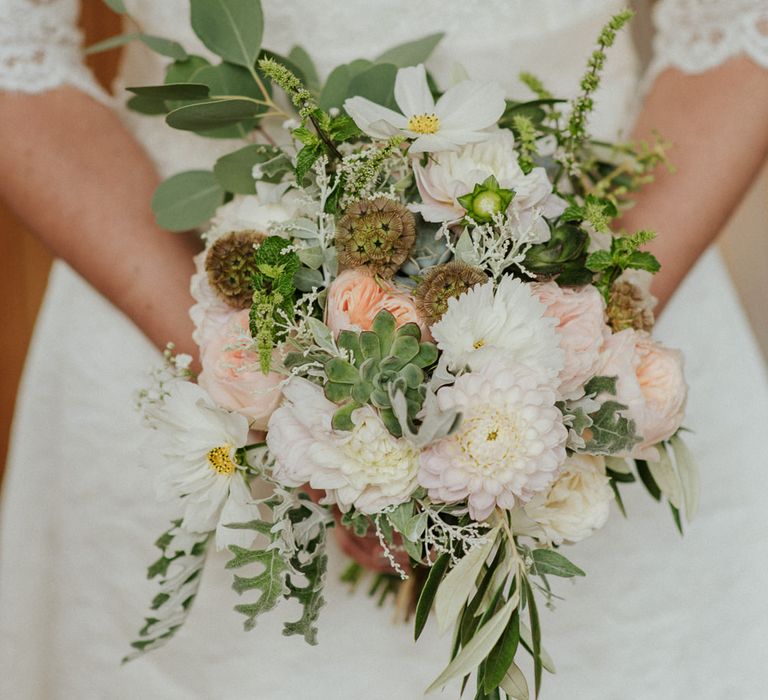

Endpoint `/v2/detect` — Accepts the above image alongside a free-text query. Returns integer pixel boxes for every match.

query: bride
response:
[1,1,767,698]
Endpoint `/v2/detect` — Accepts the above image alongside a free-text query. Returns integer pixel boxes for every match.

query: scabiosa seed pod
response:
[607,280,655,332]
[204,230,266,309]
[414,262,488,325]
[335,197,416,278]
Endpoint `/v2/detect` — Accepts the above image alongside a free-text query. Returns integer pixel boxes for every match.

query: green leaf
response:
[331,402,358,431]
[295,142,323,183]
[325,358,359,384]
[139,34,188,61]
[484,609,520,693]
[435,526,499,634]
[669,434,700,521]
[530,549,586,578]
[293,266,324,292]
[166,98,262,132]
[104,0,127,13]
[500,662,530,700]
[85,32,139,55]
[213,144,285,194]
[152,170,224,231]
[165,55,211,85]
[584,400,641,454]
[283,549,327,645]
[646,443,682,509]
[319,59,373,110]
[288,45,320,93]
[329,114,362,142]
[190,0,265,68]
[375,33,444,67]
[521,577,542,698]
[583,375,618,396]
[635,459,662,501]
[126,96,169,115]
[127,83,210,101]
[348,63,398,110]
[585,250,613,272]
[426,595,518,694]
[227,542,289,631]
[627,250,661,273]
[414,553,450,640]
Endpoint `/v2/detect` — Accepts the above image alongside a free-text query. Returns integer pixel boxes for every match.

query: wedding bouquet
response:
[104,1,698,696]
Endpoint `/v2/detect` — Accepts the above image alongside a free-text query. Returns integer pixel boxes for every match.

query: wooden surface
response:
[0,2,119,474]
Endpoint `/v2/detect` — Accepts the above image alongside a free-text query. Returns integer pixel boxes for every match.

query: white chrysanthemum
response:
[430,275,564,385]
[267,378,420,513]
[344,64,505,153]
[418,361,568,521]
[143,381,260,550]
[204,181,302,244]
[524,454,614,544]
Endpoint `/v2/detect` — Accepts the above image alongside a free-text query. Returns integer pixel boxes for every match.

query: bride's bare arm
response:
[0,86,201,361]
[619,56,768,310]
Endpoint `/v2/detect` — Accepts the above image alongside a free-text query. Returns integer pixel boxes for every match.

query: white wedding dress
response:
[1,1,767,698]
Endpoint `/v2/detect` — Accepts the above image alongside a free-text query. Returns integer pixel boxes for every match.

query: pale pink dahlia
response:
[418,361,568,521]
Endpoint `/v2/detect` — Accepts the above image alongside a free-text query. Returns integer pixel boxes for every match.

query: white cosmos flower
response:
[267,378,420,513]
[431,275,564,386]
[343,64,506,153]
[143,381,260,550]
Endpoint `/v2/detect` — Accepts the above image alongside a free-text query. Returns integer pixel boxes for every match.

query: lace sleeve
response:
[648,0,768,80]
[0,0,109,101]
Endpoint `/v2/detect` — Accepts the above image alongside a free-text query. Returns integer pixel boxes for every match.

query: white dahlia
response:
[430,275,564,385]
[418,361,568,521]
[267,378,420,513]
[524,454,614,544]
[142,381,260,550]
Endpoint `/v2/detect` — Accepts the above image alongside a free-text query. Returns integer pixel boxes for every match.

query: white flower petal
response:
[436,80,506,131]
[343,96,407,138]
[394,64,435,116]
[408,133,461,153]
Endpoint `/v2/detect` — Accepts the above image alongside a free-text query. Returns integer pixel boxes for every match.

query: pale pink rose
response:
[198,310,284,431]
[189,251,238,349]
[596,329,687,460]
[533,282,609,399]
[325,269,431,339]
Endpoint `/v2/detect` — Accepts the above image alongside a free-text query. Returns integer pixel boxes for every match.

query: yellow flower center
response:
[407,113,440,134]
[473,339,486,349]
[207,444,236,475]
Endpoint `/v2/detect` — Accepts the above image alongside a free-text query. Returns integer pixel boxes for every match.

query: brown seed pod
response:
[414,261,488,324]
[606,280,655,332]
[335,197,416,278]
[204,230,266,309]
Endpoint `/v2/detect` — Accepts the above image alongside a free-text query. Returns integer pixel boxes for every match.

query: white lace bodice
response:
[1,0,767,177]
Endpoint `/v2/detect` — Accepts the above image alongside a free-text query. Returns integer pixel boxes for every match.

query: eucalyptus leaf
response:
[126,96,169,116]
[213,144,288,193]
[348,63,398,110]
[166,98,261,132]
[500,662,529,700]
[319,60,373,110]
[195,62,264,99]
[127,83,210,101]
[435,526,499,634]
[375,33,444,68]
[647,443,682,509]
[165,55,211,85]
[190,0,264,68]
[669,434,699,521]
[139,34,188,61]
[288,45,320,92]
[426,596,518,694]
[152,170,224,231]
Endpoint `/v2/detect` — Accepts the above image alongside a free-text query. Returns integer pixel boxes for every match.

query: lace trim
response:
[0,0,109,101]
[649,0,768,80]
